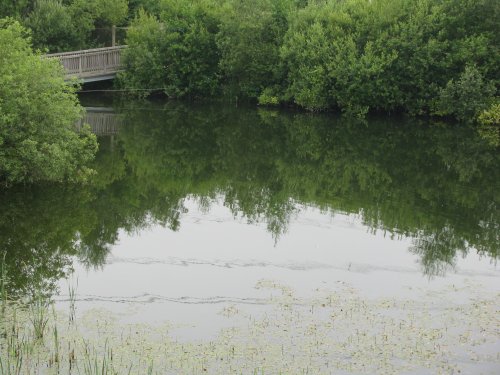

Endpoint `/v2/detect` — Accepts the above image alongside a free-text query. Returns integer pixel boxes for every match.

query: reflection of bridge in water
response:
[76,107,123,136]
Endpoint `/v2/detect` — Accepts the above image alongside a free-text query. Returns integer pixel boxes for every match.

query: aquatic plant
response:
[0,278,498,374]
[28,292,50,340]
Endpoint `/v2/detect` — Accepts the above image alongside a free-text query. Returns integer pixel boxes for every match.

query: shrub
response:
[0,20,97,185]
[434,65,496,123]
[477,102,500,146]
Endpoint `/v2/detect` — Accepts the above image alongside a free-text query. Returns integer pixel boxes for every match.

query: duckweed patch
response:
[1,280,499,374]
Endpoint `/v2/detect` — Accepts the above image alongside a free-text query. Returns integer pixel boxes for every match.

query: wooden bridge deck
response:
[46,46,126,83]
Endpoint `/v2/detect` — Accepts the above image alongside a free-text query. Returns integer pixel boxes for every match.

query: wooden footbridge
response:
[46,46,126,83]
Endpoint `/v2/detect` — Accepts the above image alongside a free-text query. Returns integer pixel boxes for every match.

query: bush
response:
[25,0,80,52]
[217,0,291,99]
[258,87,280,106]
[434,65,496,123]
[477,102,500,146]
[119,2,220,98]
[0,20,97,185]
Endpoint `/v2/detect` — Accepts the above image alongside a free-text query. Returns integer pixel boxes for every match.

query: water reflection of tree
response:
[0,186,97,297]
[1,102,498,296]
[117,103,499,275]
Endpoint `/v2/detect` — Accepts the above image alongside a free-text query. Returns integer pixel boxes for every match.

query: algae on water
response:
[1,279,499,374]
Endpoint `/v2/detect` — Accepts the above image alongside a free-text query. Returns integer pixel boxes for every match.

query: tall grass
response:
[79,339,116,375]
[28,292,50,340]
[68,278,78,324]
[0,254,8,309]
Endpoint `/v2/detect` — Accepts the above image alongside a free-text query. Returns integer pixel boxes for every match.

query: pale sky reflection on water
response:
[58,197,499,341]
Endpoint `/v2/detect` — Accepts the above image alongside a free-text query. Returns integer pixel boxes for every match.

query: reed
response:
[79,339,116,375]
[68,278,78,325]
[0,254,8,308]
[28,292,50,340]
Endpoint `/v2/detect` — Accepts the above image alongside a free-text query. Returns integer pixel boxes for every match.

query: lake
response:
[1,98,499,374]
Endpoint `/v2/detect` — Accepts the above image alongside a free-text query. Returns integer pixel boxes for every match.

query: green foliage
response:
[95,0,128,26]
[24,0,100,52]
[19,0,128,52]
[477,102,500,146]
[6,0,495,122]
[25,0,81,52]
[478,102,500,127]
[118,0,497,123]
[0,0,31,19]
[258,87,280,106]
[66,0,101,49]
[0,20,97,185]
[281,10,323,108]
[119,2,220,98]
[434,65,496,123]
[217,0,292,99]
[281,0,499,117]
[117,11,163,95]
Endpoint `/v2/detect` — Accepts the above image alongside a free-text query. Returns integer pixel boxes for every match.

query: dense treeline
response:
[118,0,499,127]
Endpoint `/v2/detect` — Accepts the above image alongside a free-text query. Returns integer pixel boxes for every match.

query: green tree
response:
[96,0,128,26]
[0,20,97,185]
[25,0,80,52]
[22,0,128,52]
[0,0,31,19]
[434,65,496,123]
[217,0,292,99]
[119,2,220,98]
[280,0,498,118]
[67,0,100,49]
[94,0,128,46]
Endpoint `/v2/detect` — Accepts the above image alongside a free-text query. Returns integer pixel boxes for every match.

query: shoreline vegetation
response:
[116,0,499,125]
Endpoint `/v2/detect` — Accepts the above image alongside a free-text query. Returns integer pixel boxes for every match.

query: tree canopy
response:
[1,0,130,53]
[0,20,97,185]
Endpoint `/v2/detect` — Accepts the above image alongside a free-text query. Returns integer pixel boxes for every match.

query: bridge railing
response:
[46,46,127,78]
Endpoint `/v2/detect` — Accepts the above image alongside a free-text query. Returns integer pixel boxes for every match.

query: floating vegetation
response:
[0,278,499,374]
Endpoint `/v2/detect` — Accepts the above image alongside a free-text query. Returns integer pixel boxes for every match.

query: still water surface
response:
[1,99,499,372]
